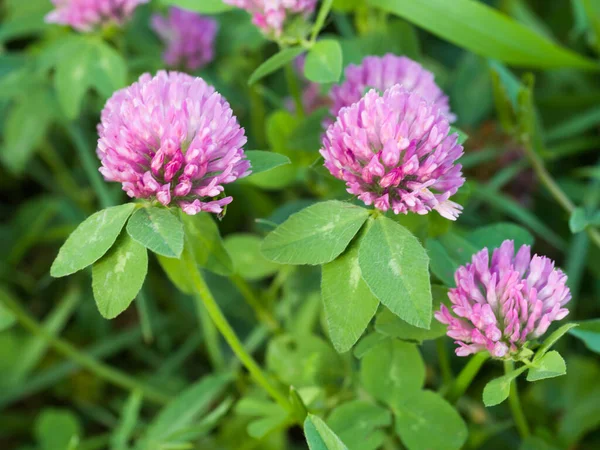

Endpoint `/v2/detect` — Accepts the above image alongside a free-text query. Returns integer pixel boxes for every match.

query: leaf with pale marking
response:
[358,216,431,328]
[126,207,184,258]
[262,201,370,265]
[51,204,136,277]
[360,339,425,403]
[322,240,379,353]
[92,233,148,319]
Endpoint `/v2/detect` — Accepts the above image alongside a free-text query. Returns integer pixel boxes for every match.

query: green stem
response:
[193,291,226,371]
[182,245,293,414]
[446,353,489,403]
[504,360,530,438]
[0,295,170,405]
[231,274,281,332]
[66,122,115,209]
[436,339,453,385]
[284,62,305,118]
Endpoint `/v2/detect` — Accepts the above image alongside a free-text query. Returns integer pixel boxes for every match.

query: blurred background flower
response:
[328,54,455,126]
[223,0,317,37]
[46,0,149,31]
[151,7,218,72]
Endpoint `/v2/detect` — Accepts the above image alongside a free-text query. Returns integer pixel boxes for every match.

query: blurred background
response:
[0,0,599,449]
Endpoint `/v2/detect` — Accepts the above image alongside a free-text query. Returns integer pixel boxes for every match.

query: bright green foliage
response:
[34,409,82,450]
[266,333,344,388]
[327,400,392,450]
[358,215,432,328]
[375,285,449,343]
[534,323,579,363]
[368,0,598,69]
[156,253,193,294]
[92,232,148,319]
[527,351,567,381]
[311,0,334,40]
[224,233,279,280]
[321,239,379,353]
[1,87,56,174]
[140,374,231,449]
[245,150,291,176]
[426,234,479,286]
[360,339,425,403]
[53,37,127,118]
[181,212,234,276]
[304,414,349,450]
[261,201,370,265]
[305,39,343,83]
[4,0,600,447]
[392,391,468,450]
[483,366,527,406]
[235,396,289,439]
[247,415,288,439]
[249,47,306,85]
[51,204,136,277]
[126,207,184,258]
[353,332,387,359]
[570,319,600,354]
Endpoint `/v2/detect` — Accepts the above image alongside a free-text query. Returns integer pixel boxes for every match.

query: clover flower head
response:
[328,54,455,127]
[223,0,317,36]
[46,0,148,32]
[435,240,572,358]
[151,7,218,71]
[97,71,250,215]
[320,84,464,219]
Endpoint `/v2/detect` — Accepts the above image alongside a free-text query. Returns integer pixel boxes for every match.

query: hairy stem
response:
[446,353,489,403]
[504,360,530,438]
[182,245,293,414]
[193,291,226,371]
